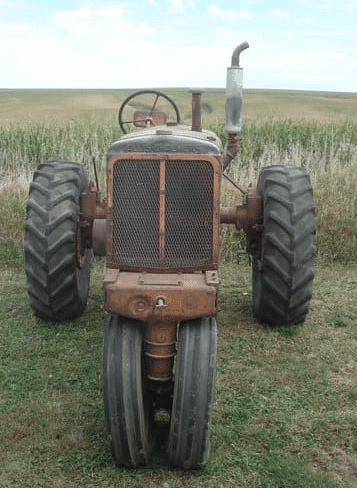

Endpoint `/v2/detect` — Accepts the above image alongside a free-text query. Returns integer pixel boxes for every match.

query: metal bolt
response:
[156,298,167,310]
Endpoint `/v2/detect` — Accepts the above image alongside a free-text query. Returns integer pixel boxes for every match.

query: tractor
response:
[24,42,316,469]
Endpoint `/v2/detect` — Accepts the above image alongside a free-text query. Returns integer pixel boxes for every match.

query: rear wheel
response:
[24,160,91,322]
[103,315,154,468]
[167,317,217,469]
[252,165,316,326]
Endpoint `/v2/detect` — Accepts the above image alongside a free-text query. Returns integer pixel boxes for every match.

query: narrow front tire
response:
[103,315,154,468]
[167,317,217,469]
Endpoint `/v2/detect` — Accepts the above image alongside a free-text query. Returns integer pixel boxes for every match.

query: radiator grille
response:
[165,161,213,267]
[112,160,160,268]
[111,157,214,270]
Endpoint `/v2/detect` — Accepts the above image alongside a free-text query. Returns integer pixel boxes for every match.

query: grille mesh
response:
[112,160,160,268]
[165,161,213,267]
[112,158,214,270]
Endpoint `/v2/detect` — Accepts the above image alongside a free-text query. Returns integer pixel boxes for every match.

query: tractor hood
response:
[108,125,223,158]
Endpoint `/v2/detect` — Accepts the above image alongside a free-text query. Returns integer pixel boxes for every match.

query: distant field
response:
[1,88,357,125]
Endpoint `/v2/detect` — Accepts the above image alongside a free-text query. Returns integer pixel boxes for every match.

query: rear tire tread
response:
[253,165,316,326]
[24,160,90,322]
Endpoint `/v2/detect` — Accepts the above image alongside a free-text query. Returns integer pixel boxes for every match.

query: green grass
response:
[0,186,27,270]
[1,89,357,486]
[1,257,357,487]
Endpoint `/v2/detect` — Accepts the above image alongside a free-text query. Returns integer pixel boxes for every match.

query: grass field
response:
[0,88,357,487]
[1,88,357,125]
[1,259,357,487]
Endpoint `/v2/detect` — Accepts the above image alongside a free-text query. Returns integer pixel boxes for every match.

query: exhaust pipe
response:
[189,88,204,132]
[225,41,249,133]
[223,42,249,170]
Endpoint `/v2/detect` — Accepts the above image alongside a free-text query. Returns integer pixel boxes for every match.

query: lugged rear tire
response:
[167,317,217,469]
[252,165,316,326]
[24,160,91,322]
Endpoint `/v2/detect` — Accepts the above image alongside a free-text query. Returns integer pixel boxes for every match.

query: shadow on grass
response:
[266,323,305,338]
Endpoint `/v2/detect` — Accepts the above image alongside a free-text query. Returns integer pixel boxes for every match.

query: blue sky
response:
[0,0,356,91]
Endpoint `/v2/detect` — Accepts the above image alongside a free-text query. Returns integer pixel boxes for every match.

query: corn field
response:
[0,117,356,262]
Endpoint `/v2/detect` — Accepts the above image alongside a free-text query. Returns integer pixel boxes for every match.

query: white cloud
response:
[303,15,313,24]
[0,1,356,92]
[52,4,124,21]
[246,45,355,91]
[0,3,226,89]
[51,5,125,34]
[144,0,162,12]
[49,4,155,45]
[165,0,195,14]
[0,0,26,12]
[269,8,291,19]
[0,4,159,88]
[342,0,357,9]
[315,0,357,10]
[208,5,253,21]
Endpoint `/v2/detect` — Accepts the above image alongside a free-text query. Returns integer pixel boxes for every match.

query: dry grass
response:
[1,106,356,262]
[1,88,357,125]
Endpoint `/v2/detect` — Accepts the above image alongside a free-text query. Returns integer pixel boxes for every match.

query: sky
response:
[0,0,356,92]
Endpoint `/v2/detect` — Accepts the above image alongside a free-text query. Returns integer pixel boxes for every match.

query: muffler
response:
[223,41,249,170]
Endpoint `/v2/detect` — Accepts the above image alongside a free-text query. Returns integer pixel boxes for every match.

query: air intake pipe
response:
[223,42,249,170]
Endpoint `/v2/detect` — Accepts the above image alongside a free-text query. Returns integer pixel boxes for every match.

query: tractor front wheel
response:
[252,165,316,326]
[102,315,154,468]
[167,317,217,469]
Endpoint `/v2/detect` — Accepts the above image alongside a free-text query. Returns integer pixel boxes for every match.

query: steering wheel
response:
[118,90,180,134]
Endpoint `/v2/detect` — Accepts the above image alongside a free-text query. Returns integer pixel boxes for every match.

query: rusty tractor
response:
[24,42,316,469]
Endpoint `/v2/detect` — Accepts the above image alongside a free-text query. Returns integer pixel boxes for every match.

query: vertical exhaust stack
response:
[223,42,249,170]
[190,88,204,132]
